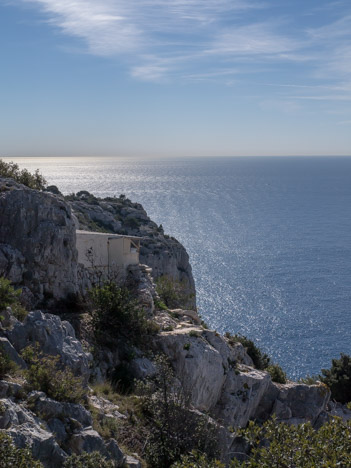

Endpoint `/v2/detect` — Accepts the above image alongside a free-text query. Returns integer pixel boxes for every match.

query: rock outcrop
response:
[0,178,78,305]
[153,324,329,430]
[3,310,92,381]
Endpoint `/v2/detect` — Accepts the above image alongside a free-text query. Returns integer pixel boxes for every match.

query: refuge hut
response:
[76,230,141,278]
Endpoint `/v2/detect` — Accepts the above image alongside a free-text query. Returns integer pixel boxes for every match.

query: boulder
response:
[68,428,125,465]
[270,382,330,425]
[28,392,92,427]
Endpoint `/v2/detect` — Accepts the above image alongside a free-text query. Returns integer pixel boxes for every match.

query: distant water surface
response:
[6,156,351,379]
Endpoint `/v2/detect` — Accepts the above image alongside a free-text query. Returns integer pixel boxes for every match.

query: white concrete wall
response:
[76,231,140,275]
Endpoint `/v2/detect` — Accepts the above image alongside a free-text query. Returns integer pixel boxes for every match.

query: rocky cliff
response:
[0,176,347,467]
[0,178,78,306]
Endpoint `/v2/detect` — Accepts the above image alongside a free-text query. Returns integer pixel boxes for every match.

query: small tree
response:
[156,275,194,309]
[320,353,351,404]
[0,277,21,311]
[22,344,85,403]
[0,159,46,190]
[138,356,219,468]
[89,281,158,345]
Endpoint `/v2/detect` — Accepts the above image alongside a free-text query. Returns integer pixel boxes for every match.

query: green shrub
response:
[89,282,158,345]
[224,333,270,370]
[266,363,287,384]
[11,302,28,321]
[171,451,224,468]
[124,217,140,229]
[298,374,320,385]
[21,345,85,403]
[0,277,21,311]
[154,299,168,310]
[320,353,351,404]
[0,159,46,190]
[63,451,114,468]
[0,345,17,379]
[231,416,351,467]
[156,275,194,309]
[138,356,219,468]
[0,432,43,467]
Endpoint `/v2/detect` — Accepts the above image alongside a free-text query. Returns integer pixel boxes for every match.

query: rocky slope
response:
[0,177,348,467]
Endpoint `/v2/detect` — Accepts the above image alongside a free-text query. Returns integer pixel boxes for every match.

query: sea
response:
[5,155,351,380]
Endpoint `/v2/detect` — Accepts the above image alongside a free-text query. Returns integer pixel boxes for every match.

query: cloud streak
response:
[16,0,351,100]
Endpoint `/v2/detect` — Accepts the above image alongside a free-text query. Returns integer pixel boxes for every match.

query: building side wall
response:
[76,233,109,268]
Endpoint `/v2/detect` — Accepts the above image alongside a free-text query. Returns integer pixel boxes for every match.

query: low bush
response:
[0,432,43,467]
[89,281,158,345]
[63,451,114,468]
[266,363,287,384]
[0,159,46,190]
[171,451,224,468]
[0,277,21,311]
[156,275,194,309]
[231,416,351,467]
[0,345,17,379]
[224,333,270,371]
[21,344,85,403]
[320,353,351,404]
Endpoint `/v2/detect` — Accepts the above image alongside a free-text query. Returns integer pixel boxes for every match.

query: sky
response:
[1,0,351,157]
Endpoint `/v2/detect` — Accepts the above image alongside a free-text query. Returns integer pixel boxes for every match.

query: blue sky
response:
[1,0,351,157]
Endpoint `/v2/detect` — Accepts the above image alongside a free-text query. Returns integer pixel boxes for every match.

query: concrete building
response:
[76,230,141,277]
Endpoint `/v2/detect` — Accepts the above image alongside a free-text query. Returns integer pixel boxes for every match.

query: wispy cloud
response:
[15,0,351,96]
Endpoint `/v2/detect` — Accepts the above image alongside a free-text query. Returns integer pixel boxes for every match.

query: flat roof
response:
[76,230,142,240]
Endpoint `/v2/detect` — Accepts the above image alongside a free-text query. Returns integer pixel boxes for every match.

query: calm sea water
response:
[5,156,351,379]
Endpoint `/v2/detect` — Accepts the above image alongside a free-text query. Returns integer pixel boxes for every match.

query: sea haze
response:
[8,155,351,379]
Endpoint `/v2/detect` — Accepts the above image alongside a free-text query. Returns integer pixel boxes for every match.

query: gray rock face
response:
[5,310,92,379]
[270,382,330,425]
[0,336,27,369]
[28,391,93,427]
[0,398,67,467]
[68,428,125,464]
[213,367,271,427]
[0,178,78,303]
[153,325,330,430]
[154,328,228,411]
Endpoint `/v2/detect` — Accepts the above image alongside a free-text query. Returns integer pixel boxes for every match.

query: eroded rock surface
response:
[0,178,78,304]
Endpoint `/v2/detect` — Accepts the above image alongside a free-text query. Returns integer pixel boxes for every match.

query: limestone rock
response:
[213,366,271,428]
[0,398,66,467]
[0,336,27,369]
[154,328,226,411]
[271,382,330,425]
[5,310,92,379]
[28,391,92,427]
[68,428,125,465]
[125,455,142,467]
[0,178,78,303]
